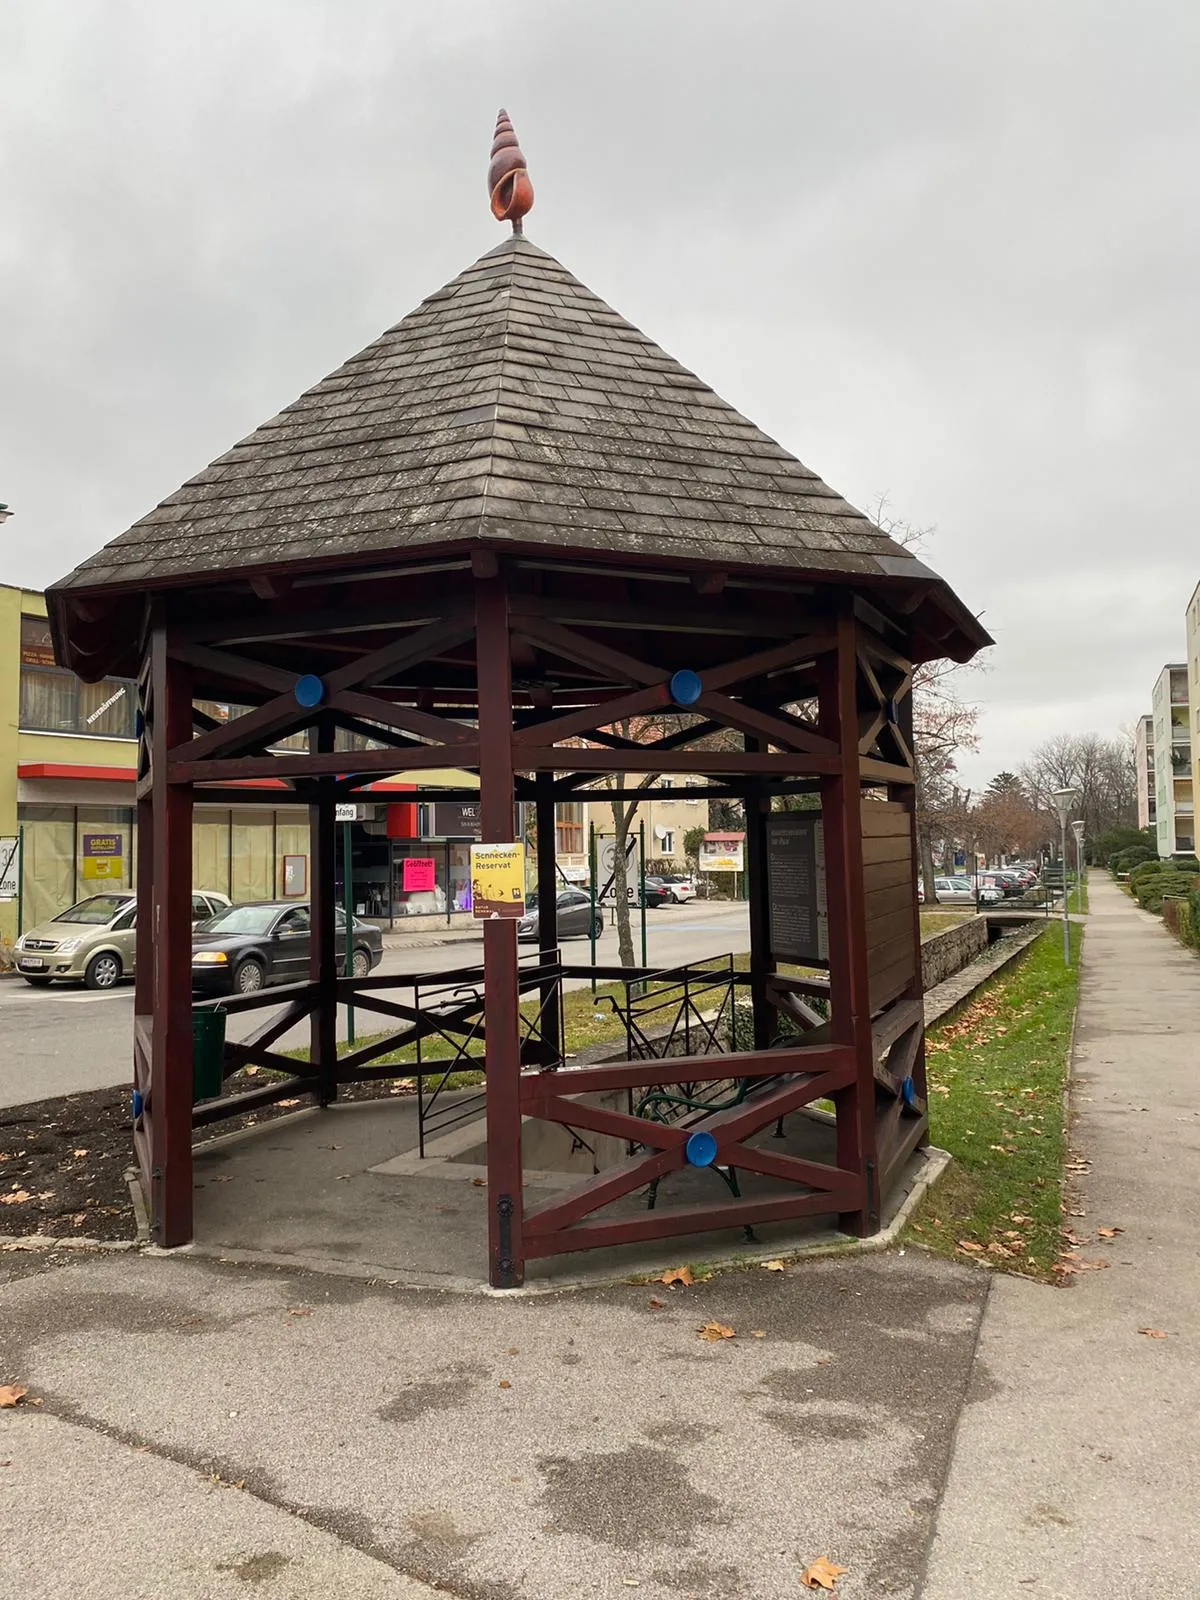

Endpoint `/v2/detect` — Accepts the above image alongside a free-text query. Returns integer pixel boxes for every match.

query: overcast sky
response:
[3,1,1198,786]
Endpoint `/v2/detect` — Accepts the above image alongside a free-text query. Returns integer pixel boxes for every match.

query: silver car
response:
[15,889,232,989]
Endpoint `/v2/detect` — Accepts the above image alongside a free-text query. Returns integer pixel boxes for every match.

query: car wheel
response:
[234,958,265,994]
[590,916,602,939]
[22,976,52,988]
[84,952,122,990]
[351,947,371,979]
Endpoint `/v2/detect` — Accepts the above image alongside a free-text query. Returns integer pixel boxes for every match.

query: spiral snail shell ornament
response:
[488,108,534,232]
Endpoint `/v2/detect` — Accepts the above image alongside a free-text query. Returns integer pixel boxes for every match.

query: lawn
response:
[905,922,1082,1279]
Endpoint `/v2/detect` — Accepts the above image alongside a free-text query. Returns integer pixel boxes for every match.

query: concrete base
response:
[190,1094,944,1293]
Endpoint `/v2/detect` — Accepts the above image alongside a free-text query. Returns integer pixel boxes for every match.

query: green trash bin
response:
[192,1006,227,1102]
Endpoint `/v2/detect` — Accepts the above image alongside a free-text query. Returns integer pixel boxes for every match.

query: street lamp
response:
[1071,818,1085,915]
[1051,788,1079,964]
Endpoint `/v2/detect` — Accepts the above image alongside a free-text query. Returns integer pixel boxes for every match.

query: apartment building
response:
[1134,713,1156,832]
[1150,664,1193,857]
[1188,581,1200,825]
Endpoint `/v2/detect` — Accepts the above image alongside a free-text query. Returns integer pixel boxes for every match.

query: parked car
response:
[15,889,232,989]
[191,900,383,994]
[516,888,602,944]
[653,873,697,904]
[640,877,676,909]
[918,877,1003,906]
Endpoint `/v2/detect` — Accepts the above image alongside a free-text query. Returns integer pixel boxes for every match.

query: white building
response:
[1151,664,1193,857]
[1134,713,1156,833]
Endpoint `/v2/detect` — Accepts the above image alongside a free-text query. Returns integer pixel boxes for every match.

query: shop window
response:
[556,802,584,855]
[20,618,136,737]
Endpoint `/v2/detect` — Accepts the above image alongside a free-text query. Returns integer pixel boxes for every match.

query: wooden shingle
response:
[50,235,985,657]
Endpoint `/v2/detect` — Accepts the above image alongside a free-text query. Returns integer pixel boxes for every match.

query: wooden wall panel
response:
[862,799,917,1014]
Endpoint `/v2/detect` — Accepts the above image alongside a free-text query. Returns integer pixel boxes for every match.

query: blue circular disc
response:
[669,669,703,707]
[294,674,325,708]
[901,1076,915,1107]
[685,1129,718,1167]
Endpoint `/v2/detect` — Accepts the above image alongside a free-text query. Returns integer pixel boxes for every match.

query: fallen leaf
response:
[1076,1259,1110,1272]
[956,1239,983,1253]
[762,1259,787,1272]
[1096,1227,1124,1239]
[697,1321,735,1341]
[286,1307,312,1317]
[472,1178,486,1188]
[0,1191,32,1206]
[658,1266,694,1288]
[505,1347,520,1356]
[0,1385,28,1408]
[72,1149,89,1158]
[243,1065,259,1077]
[1139,1328,1168,1338]
[498,1379,511,1389]
[647,1298,664,1310]
[801,1556,849,1590]
[277,1098,301,1108]
[751,1330,767,1338]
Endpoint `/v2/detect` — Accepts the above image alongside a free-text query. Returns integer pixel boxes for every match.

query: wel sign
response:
[469,842,526,919]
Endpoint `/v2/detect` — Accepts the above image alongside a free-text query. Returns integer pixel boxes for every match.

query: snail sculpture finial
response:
[488,108,534,233]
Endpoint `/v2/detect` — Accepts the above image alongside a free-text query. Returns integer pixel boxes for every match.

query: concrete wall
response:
[920,916,988,991]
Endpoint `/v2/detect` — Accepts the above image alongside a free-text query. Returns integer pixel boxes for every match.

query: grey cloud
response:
[3,0,1198,780]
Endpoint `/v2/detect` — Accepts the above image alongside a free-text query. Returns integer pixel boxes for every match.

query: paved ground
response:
[922,873,1200,1597]
[6,879,1195,1596]
[1,1246,986,1600]
[0,902,750,1108]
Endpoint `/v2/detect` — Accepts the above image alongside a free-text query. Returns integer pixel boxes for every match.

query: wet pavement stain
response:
[538,1444,724,1550]
[378,1362,488,1424]
[214,1551,292,1584]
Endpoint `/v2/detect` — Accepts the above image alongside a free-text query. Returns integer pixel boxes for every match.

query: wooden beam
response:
[167,743,481,784]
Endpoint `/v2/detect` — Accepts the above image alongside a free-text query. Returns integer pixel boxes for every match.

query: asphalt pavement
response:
[0,902,750,1109]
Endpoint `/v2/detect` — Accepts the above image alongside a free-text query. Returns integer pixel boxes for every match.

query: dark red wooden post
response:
[309,714,338,1104]
[892,689,928,1121]
[742,745,773,1051]
[534,770,561,1068]
[476,572,525,1287]
[819,609,880,1234]
[149,627,195,1247]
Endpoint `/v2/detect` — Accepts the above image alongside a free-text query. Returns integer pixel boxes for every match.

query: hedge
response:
[1137,873,1200,914]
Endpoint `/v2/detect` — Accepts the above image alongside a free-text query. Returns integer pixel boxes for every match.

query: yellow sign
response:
[81,857,121,881]
[470,841,526,920]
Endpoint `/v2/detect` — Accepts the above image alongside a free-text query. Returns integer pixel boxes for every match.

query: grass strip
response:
[905,922,1081,1280]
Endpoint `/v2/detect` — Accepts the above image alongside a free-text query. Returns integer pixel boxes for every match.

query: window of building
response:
[659,830,674,855]
[20,617,137,738]
[556,802,584,855]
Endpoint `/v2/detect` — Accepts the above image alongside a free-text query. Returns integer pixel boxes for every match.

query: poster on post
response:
[766,814,828,964]
[81,832,123,882]
[402,857,437,893]
[469,842,526,919]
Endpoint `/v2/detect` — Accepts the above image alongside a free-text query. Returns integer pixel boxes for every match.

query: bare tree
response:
[869,498,985,900]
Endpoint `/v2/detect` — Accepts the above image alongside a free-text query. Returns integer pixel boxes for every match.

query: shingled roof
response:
[50,234,987,654]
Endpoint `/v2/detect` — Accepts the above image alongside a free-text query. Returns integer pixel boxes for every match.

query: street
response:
[0,901,750,1109]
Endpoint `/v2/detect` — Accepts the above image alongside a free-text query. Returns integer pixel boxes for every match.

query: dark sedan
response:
[191,901,383,994]
[516,888,602,944]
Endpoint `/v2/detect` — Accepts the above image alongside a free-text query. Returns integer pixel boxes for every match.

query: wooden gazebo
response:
[48,115,989,1287]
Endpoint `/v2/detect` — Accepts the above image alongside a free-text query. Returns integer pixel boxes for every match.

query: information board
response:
[470,842,526,919]
[766,814,828,964]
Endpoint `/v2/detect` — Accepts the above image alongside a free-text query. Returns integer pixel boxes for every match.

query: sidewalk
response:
[921,873,1200,1598]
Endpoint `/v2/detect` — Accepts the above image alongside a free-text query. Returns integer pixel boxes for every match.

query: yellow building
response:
[1,584,475,938]
[1188,580,1200,834]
